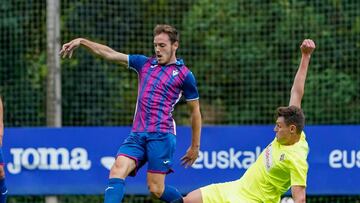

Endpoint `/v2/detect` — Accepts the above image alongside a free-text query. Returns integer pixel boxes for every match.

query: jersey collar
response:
[151,58,184,67]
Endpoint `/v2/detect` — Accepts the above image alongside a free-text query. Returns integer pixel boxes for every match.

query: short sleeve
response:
[128,55,148,73]
[182,72,199,101]
[289,154,308,186]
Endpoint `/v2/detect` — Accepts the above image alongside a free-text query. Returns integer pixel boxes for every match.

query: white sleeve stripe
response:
[127,55,139,73]
[186,97,199,101]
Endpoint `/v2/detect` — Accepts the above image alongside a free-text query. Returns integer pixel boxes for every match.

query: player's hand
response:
[300,39,316,56]
[60,38,82,58]
[181,146,199,168]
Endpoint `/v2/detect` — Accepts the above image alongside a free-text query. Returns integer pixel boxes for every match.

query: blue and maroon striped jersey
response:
[128,55,199,135]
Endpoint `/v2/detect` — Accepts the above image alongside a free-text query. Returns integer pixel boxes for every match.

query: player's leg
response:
[147,172,165,198]
[146,132,181,202]
[147,172,182,202]
[108,155,136,179]
[104,156,135,203]
[0,148,7,203]
[104,132,147,203]
[174,184,223,203]
[183,182,236,203]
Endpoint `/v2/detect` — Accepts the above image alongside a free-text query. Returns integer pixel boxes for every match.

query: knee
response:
[148,182,164,198]
[109,157,135,179]
[109,162,126,177]
[0,167,5,179]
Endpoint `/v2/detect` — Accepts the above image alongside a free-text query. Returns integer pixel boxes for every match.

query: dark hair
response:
[153,24,179,44]
[276,106,305,134]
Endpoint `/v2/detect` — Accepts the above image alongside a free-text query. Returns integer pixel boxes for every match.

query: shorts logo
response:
[163,160,170,165]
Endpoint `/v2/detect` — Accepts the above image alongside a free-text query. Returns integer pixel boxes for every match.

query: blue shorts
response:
[117,132,176,176]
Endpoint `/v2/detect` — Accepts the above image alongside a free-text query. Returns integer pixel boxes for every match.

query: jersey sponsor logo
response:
[192,147,262,169]
[7,147,91,174]
[264,144,273,171]
[329,149,360,168]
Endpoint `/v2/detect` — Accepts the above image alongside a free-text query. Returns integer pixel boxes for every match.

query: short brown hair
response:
[276,106,305,134]
[153,24,179,44]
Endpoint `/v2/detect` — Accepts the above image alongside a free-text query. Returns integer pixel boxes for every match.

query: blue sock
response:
[0,179,7,203]
[160,185,182,203]
[104,178,125,203]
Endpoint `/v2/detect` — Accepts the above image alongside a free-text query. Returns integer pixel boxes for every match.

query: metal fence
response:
[1,0,359,127]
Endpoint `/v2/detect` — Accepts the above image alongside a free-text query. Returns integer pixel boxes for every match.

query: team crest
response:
[280,153,285,161]
[172,70,179,76]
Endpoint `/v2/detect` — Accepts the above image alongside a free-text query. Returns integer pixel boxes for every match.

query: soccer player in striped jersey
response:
[0,97,8,203]
[173,39,315,203]
[60,24,202,203]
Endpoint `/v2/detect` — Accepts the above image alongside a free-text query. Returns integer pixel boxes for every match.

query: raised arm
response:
[289,39,316,108]
[60,38,128,65]
[181,100,201,168]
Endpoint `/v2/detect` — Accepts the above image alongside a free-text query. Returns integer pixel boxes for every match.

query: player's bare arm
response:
[289,39,316,108]
[60,38,128,65]
[181,99,201,168]
[291,185,306,203]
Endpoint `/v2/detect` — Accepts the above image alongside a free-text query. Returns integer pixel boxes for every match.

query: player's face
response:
[154,33,178,65]
[274,117,293,145]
